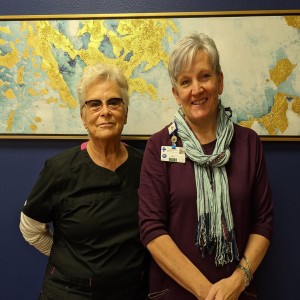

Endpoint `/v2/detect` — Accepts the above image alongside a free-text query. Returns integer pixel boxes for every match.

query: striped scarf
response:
[174,100,239,266]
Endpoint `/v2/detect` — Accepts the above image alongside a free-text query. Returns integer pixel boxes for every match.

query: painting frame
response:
[0,10,300,141]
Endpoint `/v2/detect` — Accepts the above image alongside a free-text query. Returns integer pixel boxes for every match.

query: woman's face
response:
[172,50,223,128]
[81,79,127,140]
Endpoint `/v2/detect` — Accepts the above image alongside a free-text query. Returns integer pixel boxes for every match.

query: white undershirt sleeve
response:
[19,211,53,256]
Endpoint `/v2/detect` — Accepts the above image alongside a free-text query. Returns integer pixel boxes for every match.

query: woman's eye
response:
[181,79,190,86]
[201,73,211,80]
[89,100,101,107]
[110,99,119,105]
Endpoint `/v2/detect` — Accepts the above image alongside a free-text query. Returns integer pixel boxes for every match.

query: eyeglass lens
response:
[85,98,123,112]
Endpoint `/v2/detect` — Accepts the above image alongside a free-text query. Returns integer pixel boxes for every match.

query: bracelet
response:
[237,264,251,287]
[242,255,253,280]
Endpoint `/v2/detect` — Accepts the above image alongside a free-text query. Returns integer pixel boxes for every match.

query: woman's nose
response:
[99,103,112,116]
[191,80,203,95]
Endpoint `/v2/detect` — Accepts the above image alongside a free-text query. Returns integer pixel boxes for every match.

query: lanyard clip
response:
[168,122,178,149]
[171,135,177,149]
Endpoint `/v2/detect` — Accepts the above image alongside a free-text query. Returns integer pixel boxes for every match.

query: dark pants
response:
[39,264,147,300]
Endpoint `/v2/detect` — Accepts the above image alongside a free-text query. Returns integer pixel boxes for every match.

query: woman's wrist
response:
[235,255,253,289]
[232,267,247,292]
[236,263,251,287]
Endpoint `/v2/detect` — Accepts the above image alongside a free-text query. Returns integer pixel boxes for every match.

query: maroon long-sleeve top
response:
[139,123,273,299]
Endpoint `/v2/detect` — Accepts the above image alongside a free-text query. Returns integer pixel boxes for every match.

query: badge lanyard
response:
[160,122,186,163]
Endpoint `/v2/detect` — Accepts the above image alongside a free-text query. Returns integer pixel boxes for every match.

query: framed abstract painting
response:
[0,10,299,140]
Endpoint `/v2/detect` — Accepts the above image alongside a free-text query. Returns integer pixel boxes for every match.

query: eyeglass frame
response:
[83,98,124,113]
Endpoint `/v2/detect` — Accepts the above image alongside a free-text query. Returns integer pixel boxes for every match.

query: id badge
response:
[161,146,186,163]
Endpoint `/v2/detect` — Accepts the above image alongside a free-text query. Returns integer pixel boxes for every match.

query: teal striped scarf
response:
[174,100,239,266]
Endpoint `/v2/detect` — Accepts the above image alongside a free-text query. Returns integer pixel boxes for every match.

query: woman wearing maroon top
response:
[139,33,273,300]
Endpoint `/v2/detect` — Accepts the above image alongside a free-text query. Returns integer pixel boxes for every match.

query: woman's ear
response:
[81,111,87,129]
[124,108,128,125]
[172,87,181,105]
[218,72,224,95]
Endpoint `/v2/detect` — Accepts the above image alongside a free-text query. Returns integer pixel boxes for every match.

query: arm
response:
[237,233,270,284]
[206,133,273,300]
[147,234,212,300]
[139,133,212,299]
[20,211,53,256]
[20,159,59,255]
[205,234,270,300]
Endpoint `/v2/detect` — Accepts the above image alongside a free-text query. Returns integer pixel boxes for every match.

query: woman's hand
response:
[204,270,245,300]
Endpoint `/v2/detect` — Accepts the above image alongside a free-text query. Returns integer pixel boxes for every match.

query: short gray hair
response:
[168,33,222,88]
[77,63,129,112]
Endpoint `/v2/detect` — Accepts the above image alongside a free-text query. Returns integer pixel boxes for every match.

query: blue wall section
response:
[1,1,300,299]
[255,142,300,299]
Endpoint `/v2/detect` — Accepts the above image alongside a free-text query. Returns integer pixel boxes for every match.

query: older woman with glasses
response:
[20,63,148,299]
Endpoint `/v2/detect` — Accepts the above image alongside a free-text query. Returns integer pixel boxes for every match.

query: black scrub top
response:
[23,144,147,288]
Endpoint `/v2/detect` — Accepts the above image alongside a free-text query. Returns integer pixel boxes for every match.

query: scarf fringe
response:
[196,214,239,266]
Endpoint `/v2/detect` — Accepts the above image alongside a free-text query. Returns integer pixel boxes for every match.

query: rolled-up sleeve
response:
[19,211,53,256]
[250,134,274,240]
[139,135,170,247]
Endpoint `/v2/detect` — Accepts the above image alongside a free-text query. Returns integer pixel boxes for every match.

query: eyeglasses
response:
[84,98,123,113]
